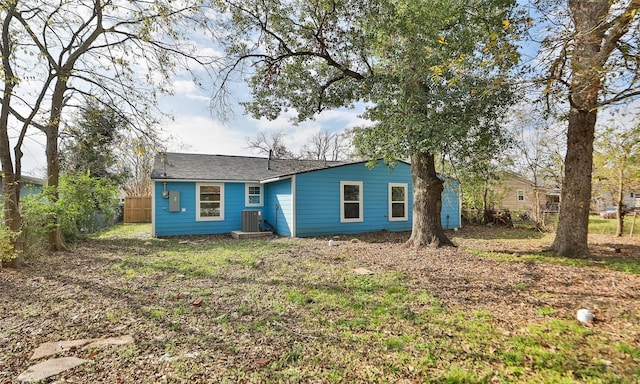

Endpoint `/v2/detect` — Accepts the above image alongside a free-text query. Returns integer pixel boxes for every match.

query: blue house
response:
[0,174,45,200]
[150,153,461,238]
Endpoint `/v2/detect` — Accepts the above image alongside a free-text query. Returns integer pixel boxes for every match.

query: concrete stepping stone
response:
[17,357,88,382]
[29,335,134,360]
[353,267,374,275]
[30,339,92,360]
[86,334,134,348]
[21,334,134,381]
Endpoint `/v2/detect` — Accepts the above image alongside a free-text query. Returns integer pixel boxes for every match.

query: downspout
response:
[151,181,156,237]
[458,181,462,229]
[291,175,296,237]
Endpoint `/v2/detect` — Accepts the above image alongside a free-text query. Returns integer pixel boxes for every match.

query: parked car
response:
[600,207,618,219]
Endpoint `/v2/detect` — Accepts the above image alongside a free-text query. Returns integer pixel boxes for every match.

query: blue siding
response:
[0,179,43,199]
[294,161,415,237]
[441,179,461,229]
[263,178,293,236]
[154,181,251,236]
[20,184,43,198]
[153,161,461,238]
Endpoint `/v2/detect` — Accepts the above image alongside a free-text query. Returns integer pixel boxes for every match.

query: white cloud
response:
[239,104,372,155]
[160,114,253,156]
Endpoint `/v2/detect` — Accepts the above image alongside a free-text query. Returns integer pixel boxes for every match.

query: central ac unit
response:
[241,210,261,232]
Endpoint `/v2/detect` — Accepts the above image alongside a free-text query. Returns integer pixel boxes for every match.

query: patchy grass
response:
[1,223,638,383]
[467,249,640,276]
[589,214,640,237]
[95,222,152,238]
[453,217,640,276]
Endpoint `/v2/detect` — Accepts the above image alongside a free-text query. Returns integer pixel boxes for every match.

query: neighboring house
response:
[0,174,46,200]
[625,192,640,210]
[150,153,461,238]
[593,190,640,212]
[491,173,559,218]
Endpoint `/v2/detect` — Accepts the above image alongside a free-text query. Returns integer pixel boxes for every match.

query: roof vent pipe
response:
[267,150,272,170]
[161,152,167,177]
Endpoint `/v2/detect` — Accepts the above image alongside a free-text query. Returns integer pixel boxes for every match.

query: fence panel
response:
[124,197,152,223]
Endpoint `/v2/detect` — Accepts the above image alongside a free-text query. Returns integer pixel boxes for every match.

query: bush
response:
[20,195,53,256]
[21,173,120,246]
[0,224,18,264]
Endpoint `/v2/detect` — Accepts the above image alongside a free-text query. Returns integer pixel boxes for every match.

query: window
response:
[246,184,263,206]
[388,183,408,221]
[340,181,363,222]
[516,189,525,202]
[196,183,224,221]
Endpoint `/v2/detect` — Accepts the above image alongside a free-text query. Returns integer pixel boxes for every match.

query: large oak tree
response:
[539,0,640,257]
[213,0,522,247]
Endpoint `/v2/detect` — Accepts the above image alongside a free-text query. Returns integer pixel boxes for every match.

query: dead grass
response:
[1,223,638,383]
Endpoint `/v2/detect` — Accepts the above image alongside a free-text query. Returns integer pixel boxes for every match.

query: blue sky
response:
[156,79,369,158]
[14,1,638,179]
[16,76,369,178]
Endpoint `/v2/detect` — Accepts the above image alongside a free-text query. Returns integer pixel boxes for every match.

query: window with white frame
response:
[196,183,224,221]
[516,189,525,202]
[246,184,263,206]
[388,183,408,221]
[340,181,363,222]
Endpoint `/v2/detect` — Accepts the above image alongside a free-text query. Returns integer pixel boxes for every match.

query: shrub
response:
[0,224,18,264]
[21,173,120,246]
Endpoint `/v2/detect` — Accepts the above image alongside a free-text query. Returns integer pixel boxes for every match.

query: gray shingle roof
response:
[150,152,349,182]
[0,173,46,186]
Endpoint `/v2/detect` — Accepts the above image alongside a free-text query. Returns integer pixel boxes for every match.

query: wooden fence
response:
[124,197,152,223]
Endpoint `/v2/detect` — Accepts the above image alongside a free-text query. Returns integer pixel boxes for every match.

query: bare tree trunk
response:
[45,125,69,252]
[481,184,490,225]
[616,169,624,237]
[0,0,24,268]
[533,188,543,231]
[405,152,455,248]
[45,80,69,252]
[551,107,596,258]
[0,172,24,268]
[551,0,609,258]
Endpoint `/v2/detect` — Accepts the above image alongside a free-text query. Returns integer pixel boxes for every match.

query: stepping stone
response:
[86,334,134,348]
[30,339,92,360]
[17,357,88,382]
[353,267,374,275]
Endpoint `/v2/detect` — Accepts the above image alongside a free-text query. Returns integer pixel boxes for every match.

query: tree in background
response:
[246,130,296,159]
[214,0,523,247]
[507,106,566,228]
[118,132,163,198]
[593,120,640,236]
[60,100,129,184]
[247,128,353,161]
[1,0,218,261]
[445,127,513,226]
[536,0,640,257]
[301,129,352,161]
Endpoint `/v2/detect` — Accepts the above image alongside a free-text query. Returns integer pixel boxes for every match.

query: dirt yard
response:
[1,225,638,382]
[325,227,640,330]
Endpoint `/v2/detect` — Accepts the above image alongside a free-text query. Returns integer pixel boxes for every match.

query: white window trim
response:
[245,183,263,207]
[388,183,408,221]
[340,181,363,223]
[516,189,525,202]
[196,182,224,221]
